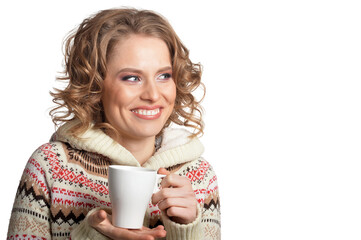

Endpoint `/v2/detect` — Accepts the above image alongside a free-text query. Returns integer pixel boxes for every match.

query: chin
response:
[131,124,164,139]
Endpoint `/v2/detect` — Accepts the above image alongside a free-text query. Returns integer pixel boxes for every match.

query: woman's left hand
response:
[152,168,198,224]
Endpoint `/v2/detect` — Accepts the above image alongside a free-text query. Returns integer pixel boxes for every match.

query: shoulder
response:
[25,141,70,180]
[29,141,68,164]
[174,158,218,187]
[29,140,111,172]
[17,141,68,198]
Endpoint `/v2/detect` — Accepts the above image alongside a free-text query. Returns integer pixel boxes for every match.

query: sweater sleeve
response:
[200,163,221,239]
[7,145,111,240]
[161,204,203,239]
[161,159,221,240]
[7,153,52,239]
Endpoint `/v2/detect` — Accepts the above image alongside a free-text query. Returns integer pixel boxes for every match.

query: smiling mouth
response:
[131,108,160,116]
[130,107,163,120]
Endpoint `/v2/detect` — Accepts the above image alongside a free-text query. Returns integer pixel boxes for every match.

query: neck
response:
[110,132,156,166]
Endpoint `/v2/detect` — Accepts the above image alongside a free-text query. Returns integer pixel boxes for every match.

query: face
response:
[102,34,176,141]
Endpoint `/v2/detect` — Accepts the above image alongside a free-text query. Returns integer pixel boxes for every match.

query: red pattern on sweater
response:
[40,144,109,195]
[26,159,49,195]
[186,160,209,182]
[52,187,111,208]
[7,235,46,240]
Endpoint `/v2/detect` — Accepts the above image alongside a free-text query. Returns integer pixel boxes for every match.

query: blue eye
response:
[158,73,172,80]
[122,75,140,82]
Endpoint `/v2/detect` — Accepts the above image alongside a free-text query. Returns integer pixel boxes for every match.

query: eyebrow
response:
[116,66,172,75]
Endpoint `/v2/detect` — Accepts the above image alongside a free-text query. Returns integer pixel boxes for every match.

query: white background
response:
[1,0,361,239]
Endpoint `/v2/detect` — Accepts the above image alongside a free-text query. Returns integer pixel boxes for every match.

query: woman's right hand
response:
[88,209,166,240]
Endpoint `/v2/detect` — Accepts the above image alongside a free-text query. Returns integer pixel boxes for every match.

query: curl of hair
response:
[50,8,205,138]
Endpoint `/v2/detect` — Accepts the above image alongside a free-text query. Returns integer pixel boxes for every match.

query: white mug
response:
[108,165,165,229]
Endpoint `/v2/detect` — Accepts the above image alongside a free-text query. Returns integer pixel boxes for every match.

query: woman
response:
[7,8,220,240]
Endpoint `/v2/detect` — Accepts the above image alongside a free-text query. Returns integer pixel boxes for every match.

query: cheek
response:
[103,86,135,109]
[166,82,177,104]
[102,88,117,111]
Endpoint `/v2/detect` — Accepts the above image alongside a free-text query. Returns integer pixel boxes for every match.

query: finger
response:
[150,226,167,238]
[166,206,196,224]
[157,167,170,175]
[141,225,164,231]
[152,187,178,204]
[161,174,191,189]
[157,197,196,211]
[152,187,193,205]
[106,226,165,240]
[110,230,154,240]
[154,225,165,231]
[132,226,167,239]
[88,209,108,227]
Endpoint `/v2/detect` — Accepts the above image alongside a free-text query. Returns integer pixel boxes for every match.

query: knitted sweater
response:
[7,120,221,240]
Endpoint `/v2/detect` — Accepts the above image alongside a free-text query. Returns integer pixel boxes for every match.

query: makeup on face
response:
[101,34,177,140]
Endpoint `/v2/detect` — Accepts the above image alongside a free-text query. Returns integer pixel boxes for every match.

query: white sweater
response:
[7,120,221,239]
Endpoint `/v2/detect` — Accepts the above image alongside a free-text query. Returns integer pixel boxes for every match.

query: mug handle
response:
[153,174,166,193]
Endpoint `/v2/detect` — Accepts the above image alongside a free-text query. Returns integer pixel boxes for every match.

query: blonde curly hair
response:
[50,8,205,138]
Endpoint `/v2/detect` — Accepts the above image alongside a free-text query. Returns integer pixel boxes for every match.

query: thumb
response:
[157,167,170,175]
[88,209,108,227]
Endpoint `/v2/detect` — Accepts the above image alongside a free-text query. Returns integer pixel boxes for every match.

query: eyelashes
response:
[121,75,139,82]
[120,73,172,82]
[158,73,172,80]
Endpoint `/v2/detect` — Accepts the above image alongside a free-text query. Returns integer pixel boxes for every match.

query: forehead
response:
[108,34,171,67]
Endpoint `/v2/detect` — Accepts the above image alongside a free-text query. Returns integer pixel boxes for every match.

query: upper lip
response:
[131,105,163,110]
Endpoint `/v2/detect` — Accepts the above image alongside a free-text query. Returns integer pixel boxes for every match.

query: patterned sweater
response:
[7,120,221,240]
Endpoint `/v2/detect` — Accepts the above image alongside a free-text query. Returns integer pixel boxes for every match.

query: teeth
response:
[132,108,160,116]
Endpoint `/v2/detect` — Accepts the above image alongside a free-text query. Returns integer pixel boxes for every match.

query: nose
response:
[140,80,160,102]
